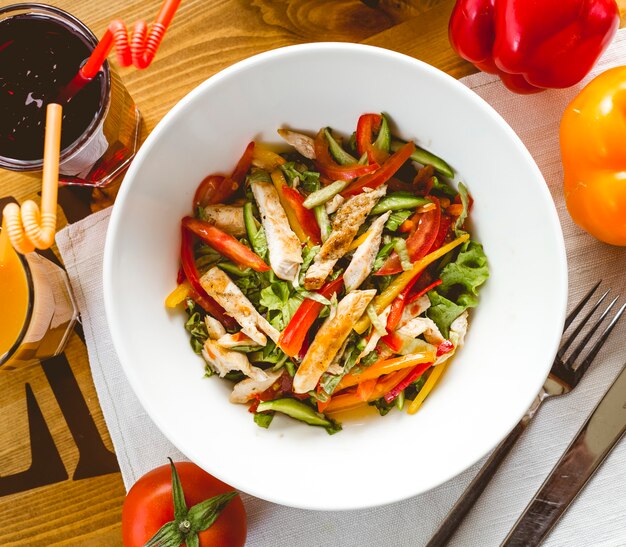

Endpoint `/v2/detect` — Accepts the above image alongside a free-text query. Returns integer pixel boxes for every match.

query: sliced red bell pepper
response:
[193,142,254,208]
[313,130,379,182]
[297,331,311,361]
[380,277,443,351]
[406,278,443,305]
[385,271,424,333]
[381,331,404,353]
[180,226,235,328]
[356,113,388,165]
[176,265,185,285]
[278,276,343,357]
[387,177,415,193]
[342,141,415,197]
[182,217,270,272]
[376,196,441,275]
[280,186,322,245]
[230,141,255,185]
[194,175,235,208]
[383,361,432,404]
[436,340,455,357]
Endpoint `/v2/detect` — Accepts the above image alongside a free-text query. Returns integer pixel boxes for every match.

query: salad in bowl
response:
[165,113,488,433]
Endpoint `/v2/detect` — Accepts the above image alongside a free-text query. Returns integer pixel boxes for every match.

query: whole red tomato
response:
[122,461,247,547]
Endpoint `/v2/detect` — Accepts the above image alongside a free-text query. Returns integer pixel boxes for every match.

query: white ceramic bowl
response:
[104,43,567,510]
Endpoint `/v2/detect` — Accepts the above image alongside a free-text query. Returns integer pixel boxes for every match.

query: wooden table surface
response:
[1,1,625,544]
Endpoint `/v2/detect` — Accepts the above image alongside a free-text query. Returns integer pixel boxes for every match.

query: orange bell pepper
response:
[560,66,626,246]
[325,368,414,414]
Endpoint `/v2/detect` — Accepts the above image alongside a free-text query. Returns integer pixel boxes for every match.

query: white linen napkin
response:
[56,32,626,547]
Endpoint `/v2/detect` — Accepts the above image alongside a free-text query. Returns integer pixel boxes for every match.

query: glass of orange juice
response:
[0,240,78,370]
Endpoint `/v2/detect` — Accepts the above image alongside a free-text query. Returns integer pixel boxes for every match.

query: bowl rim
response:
[104,41,568,510]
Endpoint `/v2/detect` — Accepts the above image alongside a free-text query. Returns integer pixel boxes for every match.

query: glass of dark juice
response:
[0,3,142,186]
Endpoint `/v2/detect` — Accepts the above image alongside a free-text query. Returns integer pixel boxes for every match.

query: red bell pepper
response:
[406,278,443,305]
[280,186,322,245]
[383,361,432,404]
[387,177,415,194]
[230,141,255,185]
[179,226,235,328]
[193,142,254,207]
[385,271,424,333]
[449,0,620,94]
[194,175,235,208]
[436,340,455,357]
[376,196,441,275]
[342,141,415,197]
[380,277,443,352]
[182,217,270,273]
[278,277,343,357]
[356,113,388,165]
[314,130,379,182]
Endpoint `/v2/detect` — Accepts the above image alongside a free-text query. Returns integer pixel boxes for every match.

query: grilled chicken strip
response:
[200,267,279,345]
[216,332,261,349]
[202,316,267,381]
[344,211,391,292]
[304,185,387,290]
[277,128,316,160]
[293,289,376,393]
[251,180,303,282]
[203,205,246,237]
[230,369,283,404]
[396,316,445,346]
[325,194,345,215]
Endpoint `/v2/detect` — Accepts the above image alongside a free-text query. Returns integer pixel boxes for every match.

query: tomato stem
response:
[179,520,192,534]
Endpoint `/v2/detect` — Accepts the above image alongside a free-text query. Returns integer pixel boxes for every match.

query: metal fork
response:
[427,282,626,547]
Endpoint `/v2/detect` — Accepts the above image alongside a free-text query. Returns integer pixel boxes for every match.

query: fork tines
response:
[558,283,626,379]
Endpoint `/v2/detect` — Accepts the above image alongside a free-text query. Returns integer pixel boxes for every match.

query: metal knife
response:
[501,362,626,546]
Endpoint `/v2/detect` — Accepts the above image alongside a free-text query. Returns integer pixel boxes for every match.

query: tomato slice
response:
[341,141,415,197]
[313,130,378,182]
[356,113,388,165]
[280,186,322,245]
[376,196,441,275]
[182,217,270,272]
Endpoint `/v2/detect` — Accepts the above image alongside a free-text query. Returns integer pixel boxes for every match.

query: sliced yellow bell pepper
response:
[270,170,313,247]
[348,230,371,251]
[354,233,469,333]
[407,361,449,414]
[165,280,191,308]
[253,144,286,170]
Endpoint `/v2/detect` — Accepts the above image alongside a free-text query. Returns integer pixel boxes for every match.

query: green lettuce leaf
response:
[260,280,304,330]
[455,182,470,236]
[184,299,208,355]
[281,162,321,193]
[385,209,412,232]
[427,240,489,337]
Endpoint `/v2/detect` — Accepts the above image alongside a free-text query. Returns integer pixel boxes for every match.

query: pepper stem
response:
[179,519,192,534]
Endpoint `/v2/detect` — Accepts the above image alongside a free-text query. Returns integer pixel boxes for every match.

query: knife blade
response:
[501,362,626,547]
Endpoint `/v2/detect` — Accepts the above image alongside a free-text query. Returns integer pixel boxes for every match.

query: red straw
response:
[60,0,181,101]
